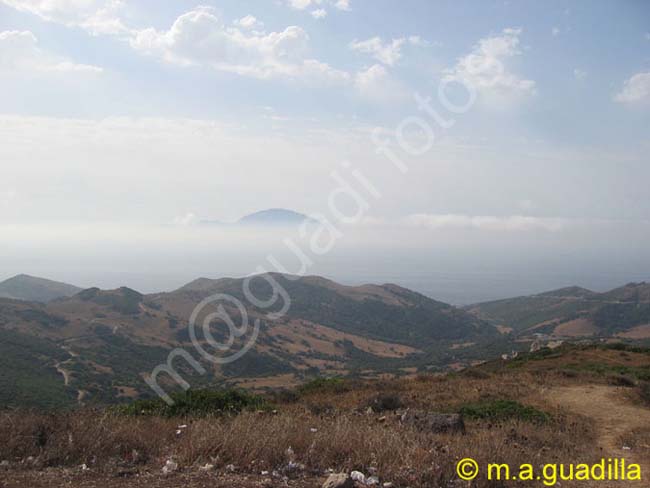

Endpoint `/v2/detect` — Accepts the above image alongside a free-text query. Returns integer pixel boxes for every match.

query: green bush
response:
[459,399,550,423]
[608,374,637,387]
[113,389,269,417]
[297,377,349,395]
[363,393,404,412]
[461,368,491,380]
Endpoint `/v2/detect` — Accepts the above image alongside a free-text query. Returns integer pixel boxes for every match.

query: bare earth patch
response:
[549,384,650,481]
[618,324,650,339]
[553,318,598,337]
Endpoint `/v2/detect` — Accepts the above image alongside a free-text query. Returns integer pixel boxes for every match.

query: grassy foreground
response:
[1,344,650,487]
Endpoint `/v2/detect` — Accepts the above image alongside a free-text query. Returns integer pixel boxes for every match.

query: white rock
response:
[322,473,354,488]
[162,459,178,475]
[367,476,379,485]
[225,464,236,472]
[199,463,214,471]
[351,470,367,483]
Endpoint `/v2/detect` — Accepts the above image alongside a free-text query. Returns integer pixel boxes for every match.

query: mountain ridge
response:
[0,272,500,408]
[0,274,82,303]
[469,281,650,339]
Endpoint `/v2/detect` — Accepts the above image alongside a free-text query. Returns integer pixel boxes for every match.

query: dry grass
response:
[0,371,603,487]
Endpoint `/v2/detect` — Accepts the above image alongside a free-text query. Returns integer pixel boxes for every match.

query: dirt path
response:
[550,385,650,477]
[54,346,87,403]
[54,361,71,386]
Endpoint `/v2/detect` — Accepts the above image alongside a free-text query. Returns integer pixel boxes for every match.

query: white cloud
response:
[0,0,128,35]
[350,35,431,66]
[334,0,350,10]
[552,27,560,37]
[354,64,408,102]
[287,0,313,9]
[349,37,406,66]
[443,27,536,105]
[235,15,263,30]
[573,68,587,80]
[173,212,200,226]
[404,214,567,232]
[355,63,387,90]
[130,7,348,82]
[614,72,650,105]
[0,30,103,73]
[311,8,327,19]
[286,0,350,12]
[407,35,429,47]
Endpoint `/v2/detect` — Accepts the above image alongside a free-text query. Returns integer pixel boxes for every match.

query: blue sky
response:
[0,0,649,297]
[0,0,649,223]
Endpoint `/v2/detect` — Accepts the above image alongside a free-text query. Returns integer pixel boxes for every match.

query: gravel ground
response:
[0,469,323,488]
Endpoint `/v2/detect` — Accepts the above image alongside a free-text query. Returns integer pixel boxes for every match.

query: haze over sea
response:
[3,220,648,304]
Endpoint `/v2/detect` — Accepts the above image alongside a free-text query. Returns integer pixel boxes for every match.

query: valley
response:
[0,274,649,409]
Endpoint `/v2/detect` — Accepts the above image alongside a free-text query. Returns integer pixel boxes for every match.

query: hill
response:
[468,282,650,339]
[0,274,82,303]
[0,274,500,408]
[2,343,649,487]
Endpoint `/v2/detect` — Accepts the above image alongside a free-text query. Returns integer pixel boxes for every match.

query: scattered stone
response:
[80,463,89,471]
[225,464,236,472]
[382,483,394,488]
[161,459,178,475]
[0,460,9,469]
[310,428,319,433]
[400,410,465,434]
[322,473,355,488]
[198,463,215,472]
[366,475,380,485]
[286,446,295,460]
[350,470,367,483]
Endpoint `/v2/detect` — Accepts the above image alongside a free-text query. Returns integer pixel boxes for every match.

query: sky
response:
[0,0,649,301]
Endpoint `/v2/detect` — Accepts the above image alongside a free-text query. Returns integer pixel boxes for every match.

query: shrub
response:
[608,374,637,387]
[297,377,349,396]
[559,369,578,378]
[268,389,300,404]
[363,393,404,412]
[113,389,269,417]
[639,382,650,406]
[461,368,491,380]
[459,400,550,423]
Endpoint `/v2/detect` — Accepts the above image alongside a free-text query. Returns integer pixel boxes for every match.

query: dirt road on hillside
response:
[550,385,650,482]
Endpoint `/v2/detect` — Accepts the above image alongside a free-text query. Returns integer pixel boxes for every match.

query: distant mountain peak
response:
[0,274,82,303]
[238,208,316,226]
[537,286,596,298]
